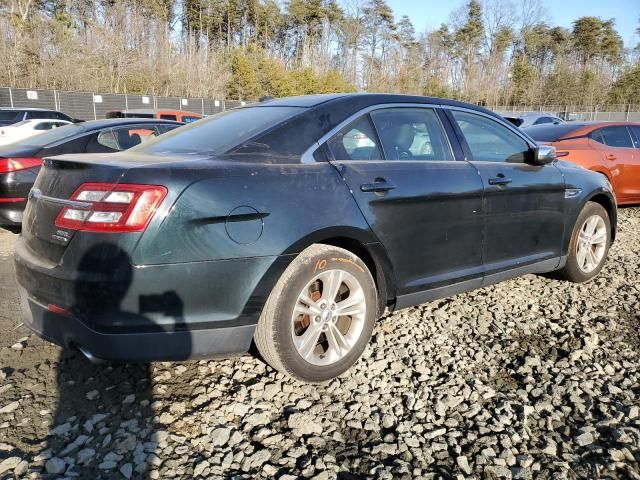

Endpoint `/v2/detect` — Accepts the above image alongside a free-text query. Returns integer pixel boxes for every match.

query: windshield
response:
[523,124,583,142]
[134,106,304,155]
[18,123,84,146]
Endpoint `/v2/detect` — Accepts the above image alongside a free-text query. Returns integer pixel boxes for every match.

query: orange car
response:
[106,109,202,123]
[525,122,640,205]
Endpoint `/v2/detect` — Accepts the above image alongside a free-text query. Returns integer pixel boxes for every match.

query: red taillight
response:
[55,183,167,233]
[556,151,570,158]
[0,157,42,174]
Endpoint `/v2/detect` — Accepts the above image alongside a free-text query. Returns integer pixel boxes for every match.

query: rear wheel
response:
[554,201,611,283]
[254,244,377,382]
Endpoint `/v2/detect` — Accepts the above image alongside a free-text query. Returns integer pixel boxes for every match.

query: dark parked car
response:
[14,94,616,382]
[0,118,181,230]
[0,108,75,126]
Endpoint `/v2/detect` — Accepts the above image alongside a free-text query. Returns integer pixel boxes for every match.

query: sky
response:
[381,0,639,47]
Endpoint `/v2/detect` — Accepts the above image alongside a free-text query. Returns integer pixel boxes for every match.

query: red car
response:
[525,122,640,205]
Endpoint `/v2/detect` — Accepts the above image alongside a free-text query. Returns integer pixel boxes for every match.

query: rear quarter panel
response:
[130,161,375,265]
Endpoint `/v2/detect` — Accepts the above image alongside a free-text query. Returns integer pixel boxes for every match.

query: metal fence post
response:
[8,87,13,108]
[92,93,97,120]
[201,98,204,115]
[125,94,129,110]
[626,104,630,121]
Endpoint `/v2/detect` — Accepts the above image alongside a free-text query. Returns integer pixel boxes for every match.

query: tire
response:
[554,201,611,283]
[254,244,378,382]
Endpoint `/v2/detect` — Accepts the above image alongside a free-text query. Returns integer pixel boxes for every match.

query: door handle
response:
[488,174,512,186]
[606,154,617,161]
[360,178,397,193]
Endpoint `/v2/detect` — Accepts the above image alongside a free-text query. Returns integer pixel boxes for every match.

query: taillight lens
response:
[55,183,167,233]
[0,157,42,174]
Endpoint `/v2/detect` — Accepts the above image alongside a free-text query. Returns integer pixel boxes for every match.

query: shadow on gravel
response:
[36,243,191,478]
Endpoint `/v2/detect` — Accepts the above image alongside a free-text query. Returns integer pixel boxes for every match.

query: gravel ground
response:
[0,209,639,479]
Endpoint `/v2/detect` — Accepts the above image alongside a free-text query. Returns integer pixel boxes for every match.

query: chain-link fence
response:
[494,105,640,122]
[2,87,640,122]
[0,87,252,120]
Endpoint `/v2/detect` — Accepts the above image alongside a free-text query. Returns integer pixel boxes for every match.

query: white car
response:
[0,119,72,145]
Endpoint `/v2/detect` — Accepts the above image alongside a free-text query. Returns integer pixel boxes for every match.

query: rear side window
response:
[452,110,530,163]
[136,106,304,155]
[182,116,200,123]
[160,114,178,121]
[0,111,21,121]
[156,124,180,134]
[112,126,158,149]
[591,127,633,148]
[534,117,553,125]
[34,122,55,131]
[99,130,118,149]
[370,108,453,161]
[25,111,58,120]
[327,115,383,161]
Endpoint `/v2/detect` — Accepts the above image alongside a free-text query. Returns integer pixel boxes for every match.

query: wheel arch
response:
[585,191,617,242]
[282,227,396,316]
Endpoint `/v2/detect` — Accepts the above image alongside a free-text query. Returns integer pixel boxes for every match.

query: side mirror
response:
[532,145,557,165]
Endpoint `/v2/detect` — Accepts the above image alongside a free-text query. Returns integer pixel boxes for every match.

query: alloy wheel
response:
[291,269,367,366]
[576,214,607,274]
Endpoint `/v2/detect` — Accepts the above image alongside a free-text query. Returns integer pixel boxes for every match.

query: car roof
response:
[524,121,640,140]
[255,93,501,118]
[76,117,183,131]
[0,107,64,112]
[111,109,202,115]
[519,112,558,118]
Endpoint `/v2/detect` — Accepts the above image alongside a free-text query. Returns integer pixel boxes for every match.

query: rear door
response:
[593,125,640,202]
[324,106,484,299]
[447,109,565,280]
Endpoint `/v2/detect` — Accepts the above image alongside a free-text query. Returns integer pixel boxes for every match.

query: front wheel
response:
[254,244,378,382]
[554,201,611,283]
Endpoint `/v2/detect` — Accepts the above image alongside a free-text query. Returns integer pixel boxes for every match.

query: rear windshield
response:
[134,106,304,155]
[0,111,21,121]
[523,124,582,142]
[19,123,84,146]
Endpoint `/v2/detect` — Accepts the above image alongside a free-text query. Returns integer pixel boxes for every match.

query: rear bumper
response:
[18,286,254,361]
[13,236,289,362]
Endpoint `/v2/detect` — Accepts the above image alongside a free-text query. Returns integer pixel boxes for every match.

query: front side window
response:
[629,126,640,148]
[326,115,383,161]
[370,108,453,161]
[591,126,633,148]
[182,116,200,123]
[452,110,530,163]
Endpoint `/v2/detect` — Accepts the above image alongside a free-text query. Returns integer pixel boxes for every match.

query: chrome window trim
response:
[302,102,444,164]
[302,102,536,164]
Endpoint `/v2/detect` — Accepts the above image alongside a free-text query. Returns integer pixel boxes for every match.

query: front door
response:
[447,109,566,280]
[325,107,485,299]
[594,125,640,202]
